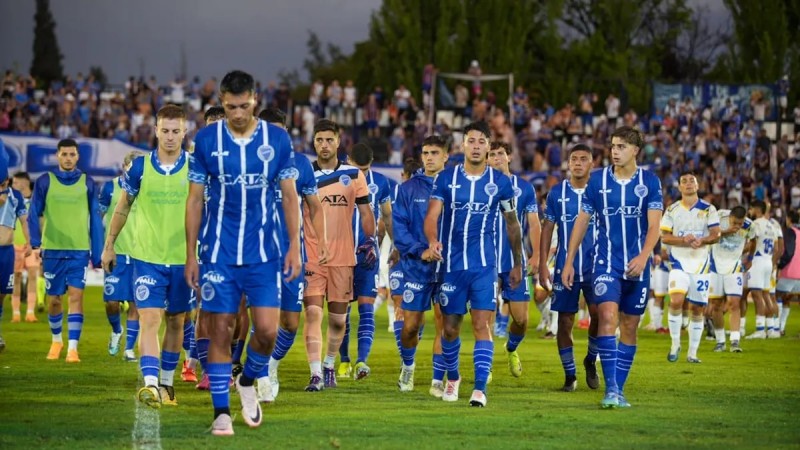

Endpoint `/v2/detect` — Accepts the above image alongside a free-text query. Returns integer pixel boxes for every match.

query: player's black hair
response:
[679,170,698,180]
[611,125,644,149]
[463,121,491,140]
[57,139,78,152]
[351,142,374,166]
[788,209,799,225]
[313,119,340,137]
[569,143,592,156]
[730,206,747,219]
[258,107,287,126]
[490,141,512,155]
[12,171,32,190]
[750,200,767,214]
[403,157,422,176]
[422,135,448,150]
[204,106,225,122]
[219,70,255,96]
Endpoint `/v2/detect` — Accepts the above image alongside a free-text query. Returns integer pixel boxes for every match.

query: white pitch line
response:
[131,380,162,450]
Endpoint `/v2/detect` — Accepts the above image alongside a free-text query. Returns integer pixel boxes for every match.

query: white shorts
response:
[650,267,669,296]
[668,270,710,305]
[709,272,743,299]
[770,269,777,295]
[776,278,800,294]
[377,236,392,289]
[747,258,773,291]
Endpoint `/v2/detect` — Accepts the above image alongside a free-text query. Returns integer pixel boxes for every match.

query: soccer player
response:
[424,121,524,407]
[98,151,145,361]
[743,200,781,339]
[487,141,540,378]
[643,246,670,333]
[29,139,104,363]
[375,175,399,329]
[394,135,449,396]
[541,143,600,391]
[256,106,328,403]
[562,126,663,409]
[337,142,392,380]
[776,209,799,334]
[0,177,31,347]
[10,172,38,323]
[302,120,376,391]
[186,70,301,435]
[661,172,720,363]
[708,206,751,352]
[102,105,194,408]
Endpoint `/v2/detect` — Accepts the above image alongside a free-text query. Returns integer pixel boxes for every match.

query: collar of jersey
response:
[458,163,488,178]
[313,160,341,174]
[149,149,186,175]
[223,119,263,146]
[609,166,640,184]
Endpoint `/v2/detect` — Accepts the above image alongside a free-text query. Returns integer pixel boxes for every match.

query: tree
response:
[30,0,64,87]
[89,66,108,90]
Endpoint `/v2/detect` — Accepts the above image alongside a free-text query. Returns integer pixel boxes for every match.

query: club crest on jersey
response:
[634,184,648,199]
[513,187,522,198]
[135,285,150,301]
[104,284,115,296]
[390,277,400,290]
[368,183,379,195]
[484,183,498,196]
[257,145,275,162]
[340,175,351,187]
[201,282,215,301]
[439,292,449,307]
[403,290,414,303]
[594,282,608,297]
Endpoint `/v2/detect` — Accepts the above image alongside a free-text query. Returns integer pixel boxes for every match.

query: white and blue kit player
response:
[0,182,29,315]
[541,143,600,392]
[424,122,524,407]
[562,127,663,409]
[185,70,302,435]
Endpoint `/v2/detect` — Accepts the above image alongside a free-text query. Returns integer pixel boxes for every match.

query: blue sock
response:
[616,342,637,393]
[196,338,210,371]
[399,344,416,367]
[473,340,494,392]
[160,350,180,374]
[496,312,509,332]
[393,320,404,354]
[49,312,63,337]
[231,340,245,365]
[125,319,139,351]
[597,336,618,394]
[67,313,83,342]
[182,319,195,354]
[241,345,269,386]
[432,353,446,382]
[418,324,424,341]
[107,312,122,334]
[559,346,576,377]
[140,355,160,383]
[271,327,297,361]
[207,362,232,409]
[587,335,599,362]
[340,305,351,363]
[506,332,524,352]
[356,303,375,363]
[441,336,461,381]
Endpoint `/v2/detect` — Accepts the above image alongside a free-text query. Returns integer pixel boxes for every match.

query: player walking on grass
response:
[0,177,31,350]
[186,70,301,435]
[29,139,104,363]
[540,144,601,392]
[10,172,38,323]
[562,126,663,409]
[102,105,195,409]
[98,151,145,361]
[424,121,524,407]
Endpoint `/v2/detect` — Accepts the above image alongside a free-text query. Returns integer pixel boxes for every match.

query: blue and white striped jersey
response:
[190,119,296,266]
[543,179,596,282]
[274,152,317,263]
[496,174,538,274]
[387,177,399,204]
[431,164,514,273]
[353,169,391,247]
[581,167,663,281]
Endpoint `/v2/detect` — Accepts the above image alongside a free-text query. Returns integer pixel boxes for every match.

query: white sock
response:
[688,320,704,358]
[387,302,395,324]
[144,375,158,387]
[766,317,775,331]
[323,355,336,369]
[740,317,746,335]
[777,302,784,324]
[668,311,683,352]
[682,315,690,329]
[68,339,78,351]
[549,310,558,333]
[309,361,322,375]
[730,331,741,342]
[160,370,175,386]
[53,334,63,344]
[756,315,766,331]
[652,306,663,328]
[715,328,726,344]
[780,306,791,331]
[375,293,384,308]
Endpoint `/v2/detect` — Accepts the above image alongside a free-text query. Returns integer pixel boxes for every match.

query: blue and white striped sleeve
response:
[121,157,144,197]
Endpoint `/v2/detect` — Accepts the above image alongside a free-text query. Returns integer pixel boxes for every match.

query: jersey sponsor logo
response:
[105,275,120,284]
[634,184,648,198]
[402,289,414,303]
[413,198,427,203]
[339,175,351,187]
[594,282,608,296]
[136,275,158,286]
[484,183,498,196]
[321,194,348,206]
[44,272,55,280]
[440,283,456,293]
[201,281,215,301]
[368,183,379,195]
[452,202,490,214]
[447,184,462,189]
[557,197,571,203]
[257,145,275,162]
[135,285,150,301]
[599,189,613,194]
[218,173,270,189]
[595,274,615,284]
[210,150,230,157]
[405,282,425,291]
[602,206,642,218]
[104,283,115,296]
[202,271,226,284]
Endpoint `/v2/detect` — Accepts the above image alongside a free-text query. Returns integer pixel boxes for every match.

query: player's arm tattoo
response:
[503,210,524,267]
[105,192,134,247]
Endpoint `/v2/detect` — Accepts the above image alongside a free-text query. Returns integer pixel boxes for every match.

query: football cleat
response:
[730,341,743,353]
[269,364,280,399]
[617,393,632,408]
[108,332,122,356]
[562,375,577,392]
[211,414,234,436]
[196,373,210,390]
[713,342,726,352]
[583,356,600,390]
[601,392,619,409]
[354,361,371,380]
[25,313,38,323]
[158,385,178,406]
[337,362,352,379]
[236,376,262,428]
[123,350,138,362]
[323,367,337,388]
[686,356,702,364]
[65,349,81,363]
[469,390,486,407]
[257,377,274,403]
[746,331,766,339]
[442,378,461,402]
[181,360,197,383]
[507,349,522,378]
[46,342,63,360]
[305,374,324,392]
[429,381,444,398]
[398,364,415,392]
[667,346,680,363]
[138,385,161,409]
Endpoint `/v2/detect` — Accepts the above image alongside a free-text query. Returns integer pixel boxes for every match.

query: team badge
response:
[403,290,414,303]
[594,282,608,297]
[439,292,449,307]
[634,184,648,199]
[257,145,275,162]
[484,183,498,196]
[135,285,150,301]
[201,282,216,301]
[340,175,351,187]
[368,183,379,195]
[390,277,400,290]
[104,284,115,296]
[513,187,522,198]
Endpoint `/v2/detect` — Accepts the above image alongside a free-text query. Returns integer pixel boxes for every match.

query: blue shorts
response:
[353,263,378,298]
[592,274,649,316]
[199,260,281,314]
[498,272,530,302]
[552,280,594,313]
[133,259,195,314]
[280,271,305,313]
[0,245,14,294]
[43,256,89,295]
[400,278,439,312]
[438,266,497,315]
[389,265,404,297]
[104,255,133,302]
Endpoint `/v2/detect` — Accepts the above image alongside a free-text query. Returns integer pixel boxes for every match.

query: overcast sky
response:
[0,0,728,87]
